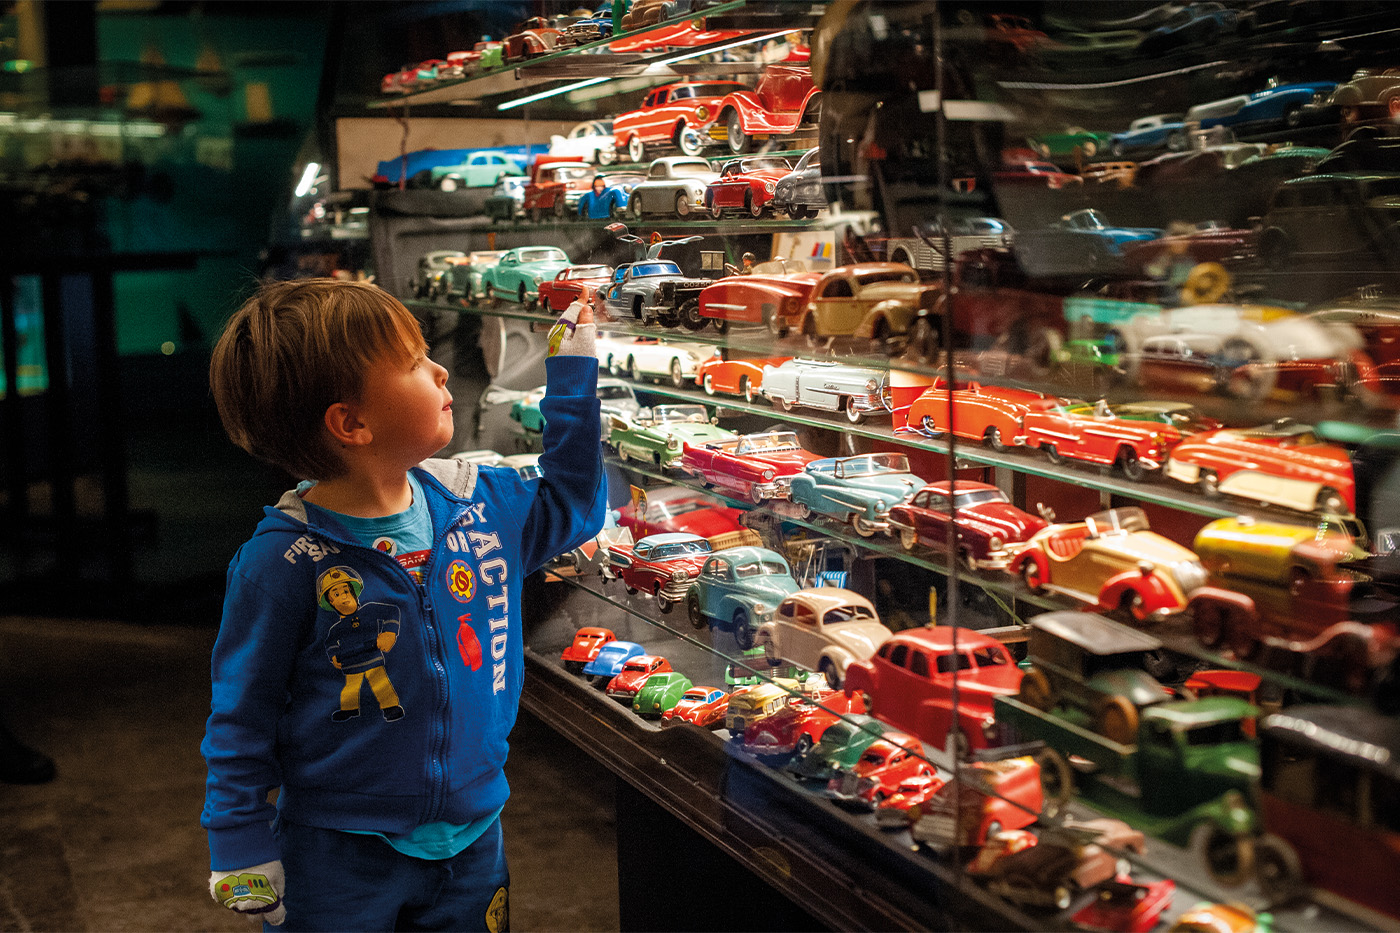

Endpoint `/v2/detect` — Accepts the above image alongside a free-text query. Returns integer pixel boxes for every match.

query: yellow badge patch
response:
[485,885,508,933]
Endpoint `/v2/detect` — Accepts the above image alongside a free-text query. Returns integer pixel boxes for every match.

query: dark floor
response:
[0,384,621,932]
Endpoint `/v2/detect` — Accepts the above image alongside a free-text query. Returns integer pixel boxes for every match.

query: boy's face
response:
[355,348,454,465]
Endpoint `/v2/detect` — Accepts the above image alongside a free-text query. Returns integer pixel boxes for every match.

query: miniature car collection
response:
[380,3,1400,927]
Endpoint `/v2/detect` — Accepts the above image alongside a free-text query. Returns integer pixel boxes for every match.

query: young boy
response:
[201,279,606,930]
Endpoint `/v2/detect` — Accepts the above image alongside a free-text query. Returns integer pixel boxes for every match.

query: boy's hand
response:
[377,632,397,652]
[547,299,596,358]
[209,860,286,925]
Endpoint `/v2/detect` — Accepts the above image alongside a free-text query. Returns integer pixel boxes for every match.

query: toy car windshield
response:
[825,605,877,623]
[737,433,800,453]
[1085,507,1149,536]
[838,453,912,477]
[518,248,568,263]
[952,488,1008,507]
[855,269,919,286]
[650,541,712,559]
[656,405,709,423]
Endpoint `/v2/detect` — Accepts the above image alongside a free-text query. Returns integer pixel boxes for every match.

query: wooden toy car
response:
[886,481,1047,569]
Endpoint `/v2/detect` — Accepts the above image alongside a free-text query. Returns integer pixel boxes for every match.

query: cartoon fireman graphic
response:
[319,566,405,722]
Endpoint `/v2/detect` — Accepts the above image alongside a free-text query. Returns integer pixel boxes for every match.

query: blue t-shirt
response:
[302,473,498,860]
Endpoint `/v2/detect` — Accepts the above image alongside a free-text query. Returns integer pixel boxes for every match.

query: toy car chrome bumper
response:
[659,580,693,603]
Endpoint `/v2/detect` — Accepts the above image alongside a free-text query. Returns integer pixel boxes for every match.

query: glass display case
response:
[360,2,1400,929]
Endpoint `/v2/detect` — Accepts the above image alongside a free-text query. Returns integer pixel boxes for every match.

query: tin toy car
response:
[604,654,673,703]
[784,713,893,782]
[633,671,694,718]
[582,640,646,686]
[760,358,892,424]
[873,773,949,829]
[537,264,616,313]
[596,335,719,387]
[1163,422,1355,515]
[522,159,596,222]
[598,259,712,327]
[704,156,794,218]
[560,626,616,675]
[679,431,821,503]
[547,119,616,164]
[443,250,506,304]
[725,680,804,737]
[742,687,866,759]
[661,686,729,728]
[685,546,800,648]
[694,354,793,402]
[972,818,1147,911]
[1109,113,1187,157]
[886,481,1047,569]
[826,732,935,809]
[1010,507,1207,621]
[480,246,573,308]
[502,16,561,61]
[755,588,892,689]
[613,81,746,161]
[844,627,1022,754]
[708,64,820,154]
[770,146,825,219]
[1072,877,1175,933]
[910,753,1044,848]
[788,453,925,537]
[616,485,747,540]
[606,532,714,613]
[606,404,734,470]
[627,156,721,218]
[1019,399,1183,481]
[906,378,1055,452]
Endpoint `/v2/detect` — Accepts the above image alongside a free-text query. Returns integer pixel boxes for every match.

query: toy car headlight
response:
[865,379,878,392]
[670,569,689,582]
[764,181,776,192]
[762,469,775,481]
[696,105,710,121]
[875,499,887,511]
[989,535,1005,551]
[667,437,680,448]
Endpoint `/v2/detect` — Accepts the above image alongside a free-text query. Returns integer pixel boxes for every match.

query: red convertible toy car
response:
[742,687,866,757]
[695,354,793,401]
[607,532,713,613]
[708,64,821,155]
[825,732,936,808]
[1163,421,1355,514]
[612,80,747,162]
[537,264,615,313]
[886,481,1047,570]
[844,627,1023,754]
[617,486,748,540]
[604,654,672,703]
[679,431,821,503]
[1019,398,1183,481]
[661,686,729,729]
[704,156,793,218]
[906,378,1055,452]
[560,626,616,675]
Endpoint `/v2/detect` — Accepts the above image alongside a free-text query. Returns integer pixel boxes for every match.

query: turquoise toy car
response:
[788,453,925,537]
[632,671,694,718]
[511,378,640,435]
[480,246,573,308]
[686,546,799,650]
[605,404,735,471]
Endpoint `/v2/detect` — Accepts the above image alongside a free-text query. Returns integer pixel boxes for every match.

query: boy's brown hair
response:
[210,278,427,480]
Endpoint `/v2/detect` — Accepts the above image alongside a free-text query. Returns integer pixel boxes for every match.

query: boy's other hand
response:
[210,860,286,925]
[548,299,596,358]
[377,632,397,652]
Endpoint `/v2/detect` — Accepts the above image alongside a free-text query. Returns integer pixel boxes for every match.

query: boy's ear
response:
[323,401,372,446]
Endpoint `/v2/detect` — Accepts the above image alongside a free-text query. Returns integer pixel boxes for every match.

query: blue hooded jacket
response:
[201,355,606,870]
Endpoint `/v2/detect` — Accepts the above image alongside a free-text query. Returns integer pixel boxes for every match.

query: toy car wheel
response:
[624,579,638,595]
[1042,443,1062,465]
[740,377,755,403]
[1035,746,1073,814]
[1019,667,1054,710]
[746,190,763,218]
[675,192,692,218]
[709,197,723,220]
[1096,695,1139,745]
[726,111,752,155]
[844,396,865,424]
[616,444,630,463]
[678,298,704,332]
[1121,590,1149,623]
[1117,447,1144,481]
[1254,834,1304,901]
[899,527,918,551]
[851,515,878,537]
[733,609,753,649]
[982,426,1005,452]
[439,175,461,192]
[702,373,715,395]
[1111,139,1125,157]
[764,306,788,338]
[1192,599,1228,648]
[775,395,795,412]
[748,484,766,505]
[517,284,529,307]
[820,659,841,690]
[686,590,705,630]
[1198,469,1220,497]
[626,135,645,163]
[1166,129,1186,151]
[669,359,685,388]
[530,206,544,224]
[1315,486,1346,513]
[1020,558,1046,593]
[656,585,675,614]
[793,734,813,757]
[1191,822,1255,887]
[628,192,642,219]
[791,205,816,220]
[794,500,813,520]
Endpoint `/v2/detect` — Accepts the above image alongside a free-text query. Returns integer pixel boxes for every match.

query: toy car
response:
[633,671,694,718]
[1028,127,1114,161]
[825,732,935,809]
[522,159,596,222]
[661,686,729,728]
[582,640,646,686]
[616,485,747,540]
[844,626,1022,754]
[694,354,792,402]
[873,773,948,829]
[1015,208,1164,277]
[411,250,465,300]
[627,156,722,218]
[755,588,892,689]
[537,264,616,313]
[604,654,673,703]
[502,16,562,61]
[909,754,1044,848]
[443,250,506,304]
[1018,398,1184,480]
[1010,507,1207,621]
[1072,877,1175,933]
[607,532,714,612]
[704,156,794,218]
[784,713,893,782]
[1109,113,1186,157]
[1163,422,1355,515]
[479,246,573,308]
[760,358,892,424]
[482,175,529,221]
[971,818,1147,910]
[547,120,616,164]
[1330,66,1400,123]
[596,335,719,387]
[906,378,1054,452]
[770,146,825,219]
[612,82,745,161]
[606,404,734,470]
[560,627,616,675]
[598,259,713,327]
[707,64,820,155]
[685,546,799,648]
[788,453,925,537]
[679,431,821,503]
[1184,79,1336,137]
[886,481,1047,569]
[428,151,526,191]
[742,687,866,758]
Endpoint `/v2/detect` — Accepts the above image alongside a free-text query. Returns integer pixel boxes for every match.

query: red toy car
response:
[910,754,1044,847]
[994,158,1084,189]
[742,687,866,757]
[521,157,593,222]
[1019,398,1183,481]
[708,64,821,155]
[844,627,1022,754]
[873,772,949,828]
[679,431,822,503]
[907,378,1056,452]
[696,268,822,333]
[1163,422,1355,514]
[694,354,793,401]
[537,264,615,313]
[606,532,713,613]
[825,731,935,808]
[704,156,794,218]
[1071,878,1175,933]
[503,16,561,61]
[617,486,748,540]
[609,19,751,53]
[886,481,1047,570]
[604,654,672,703]
[560,626,616,675]
[612,80,747,162]
[661,686,729,728]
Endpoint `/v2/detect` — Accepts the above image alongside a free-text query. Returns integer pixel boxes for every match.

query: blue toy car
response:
[788,453,925,538]
[582,640,646,685]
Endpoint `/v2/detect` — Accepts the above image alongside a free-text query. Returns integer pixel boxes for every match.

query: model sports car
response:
[680,431,821,503]
[612,82,746,161]
[596,335,719,387]
[885,481,1047,570]
[599,259,712,327]
[582,640,646,685]
[1163,422,1355,514]
[704,156,794,218]
[695,354,793,402]
[537,264,616,313]
[1184,79,1336,137]
[755,588,892,689]
[707,64,820,155]
[627,156,721,218]
[906,378,1055,452]
[1019,398,1183,480]
[547,120,616,164]
[685,546,799,648]
[1009,507,1208,621]
[771,146,825,219]
[633,671,694,718]
[844,627,1022,754]
[560,626,616,675]
[605,654,673,703]
[480,246,573,307]
[606,404,733,470]
[661,686,729,728]
[788,453,925,537]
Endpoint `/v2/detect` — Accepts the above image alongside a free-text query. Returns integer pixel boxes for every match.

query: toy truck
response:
[994,693,1260,885]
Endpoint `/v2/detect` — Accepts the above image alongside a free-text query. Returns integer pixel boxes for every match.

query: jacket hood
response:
[258,459,480,537]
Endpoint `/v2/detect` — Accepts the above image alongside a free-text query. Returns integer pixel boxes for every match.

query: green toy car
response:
[633,671,694,719]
